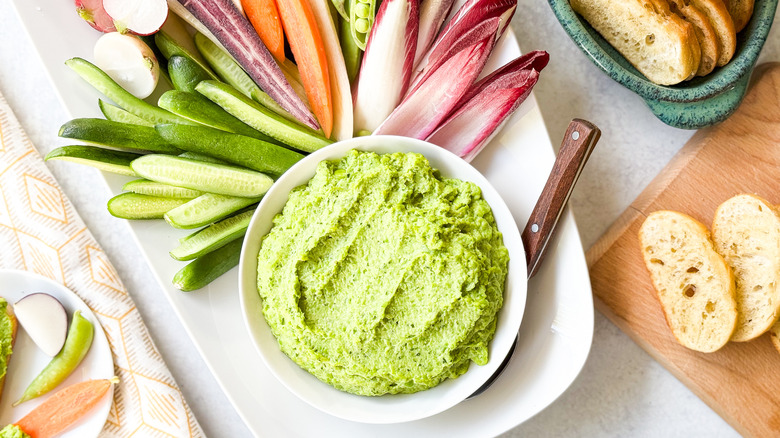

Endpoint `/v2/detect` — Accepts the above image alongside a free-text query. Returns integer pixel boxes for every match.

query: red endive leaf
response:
[427,58,544,161]
[375,34,494,139]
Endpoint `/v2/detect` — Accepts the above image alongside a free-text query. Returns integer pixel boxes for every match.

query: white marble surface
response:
[1,1,778,436]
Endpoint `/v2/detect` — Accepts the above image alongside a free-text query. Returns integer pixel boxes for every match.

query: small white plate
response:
[239,136,528,424]
[0,269,114,438]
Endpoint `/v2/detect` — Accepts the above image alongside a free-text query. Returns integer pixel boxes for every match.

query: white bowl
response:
[238,135,528,424]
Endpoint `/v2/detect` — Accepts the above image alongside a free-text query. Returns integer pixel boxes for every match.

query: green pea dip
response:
[0,299,14,382]
[0,425,29,438]
[256,150,509,396]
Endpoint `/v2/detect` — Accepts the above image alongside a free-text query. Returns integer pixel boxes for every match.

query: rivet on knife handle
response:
[523,118,600,279]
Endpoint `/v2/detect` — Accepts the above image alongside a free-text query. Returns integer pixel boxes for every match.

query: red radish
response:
[353,0,419,133]
[411,0,516,89]
[375,30,495,139]
[427,51,548,161]
[172,0,319,130]
[14,293,68,358]
[414,0,455,66]
[103,0,169,35]
[94,32,161,99]
[75,0,117,32]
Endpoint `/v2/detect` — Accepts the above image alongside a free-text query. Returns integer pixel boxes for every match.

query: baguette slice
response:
[667,0,719,75]
[0,298,17,402]
[571,0,701,85]
[723,0,754,31]
[690,0,736,66]
[712,194,780,342]
[639,211,737,352]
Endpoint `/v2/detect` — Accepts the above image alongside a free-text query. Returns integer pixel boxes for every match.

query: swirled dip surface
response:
[256,150,509,395]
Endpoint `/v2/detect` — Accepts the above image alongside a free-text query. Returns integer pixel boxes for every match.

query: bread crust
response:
[639,211,738,353]
[668,0,720,75]
[690,0,737,66]
[723,0,755,31]
[770,321,780,355]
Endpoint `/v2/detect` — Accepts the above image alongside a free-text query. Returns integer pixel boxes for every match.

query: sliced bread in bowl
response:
[690,0,737,66]
[667,0,720,75]
[570,0,701,85]
[723,0,754,31]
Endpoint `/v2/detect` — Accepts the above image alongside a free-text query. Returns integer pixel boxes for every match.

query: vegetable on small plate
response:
[0,270,114,436]
[13,293,68,358]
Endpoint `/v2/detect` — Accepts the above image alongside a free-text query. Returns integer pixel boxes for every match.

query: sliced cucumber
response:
[45,146,142,176]
[196,80,332,153]
[168,55,213,93]
[59,118,182,154]
[164,193,260,229]
[172,238,243,291]
[154,30,218,80]
[170,209,253,260]
[178,151,229,165]
[157,90,280,145]
[123,179,203,198]
[131,155,273,198]
[98,100,154,126]
[107,193,189,219]
[156,124,303,177]
[193,32,294,121]
[65,57,192,125]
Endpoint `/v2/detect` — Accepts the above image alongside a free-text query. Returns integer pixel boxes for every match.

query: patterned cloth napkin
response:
[0,93,204,436]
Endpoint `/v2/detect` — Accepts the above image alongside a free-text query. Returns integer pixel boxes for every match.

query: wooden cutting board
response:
[587,62,780,438]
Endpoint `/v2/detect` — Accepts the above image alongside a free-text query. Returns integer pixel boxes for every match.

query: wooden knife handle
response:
[523,119,600,278]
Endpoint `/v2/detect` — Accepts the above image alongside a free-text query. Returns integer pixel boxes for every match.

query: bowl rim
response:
[237,135,528,424]
[548,0,778,102]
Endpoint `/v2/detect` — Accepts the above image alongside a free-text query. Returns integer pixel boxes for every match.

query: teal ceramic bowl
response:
[549,0,778,129]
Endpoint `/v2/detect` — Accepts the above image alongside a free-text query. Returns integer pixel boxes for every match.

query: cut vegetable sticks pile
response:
[57,0,549,290]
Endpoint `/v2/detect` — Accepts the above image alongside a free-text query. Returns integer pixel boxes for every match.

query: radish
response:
[103,0,169,35]
[94,32,160,99]
[75,0,117,33]
[14,294,68,357]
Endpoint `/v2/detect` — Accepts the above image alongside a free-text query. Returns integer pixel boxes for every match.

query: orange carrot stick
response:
[242,0,287,63]
[276,0,333,138]
[16,378,116,438]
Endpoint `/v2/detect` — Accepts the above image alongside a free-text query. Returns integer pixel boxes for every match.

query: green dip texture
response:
[0,299,13,381]
[0,425,30,438]
[256,150,509,396]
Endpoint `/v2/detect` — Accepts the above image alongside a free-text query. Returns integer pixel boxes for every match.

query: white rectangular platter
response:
[10,1,595,436]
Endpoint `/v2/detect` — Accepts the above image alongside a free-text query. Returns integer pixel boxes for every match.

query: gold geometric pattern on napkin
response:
[0,92,204,437]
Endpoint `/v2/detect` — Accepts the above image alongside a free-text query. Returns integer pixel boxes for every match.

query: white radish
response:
[103,0,169,35]
[14,293,68,357]
[94,32,160,99]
